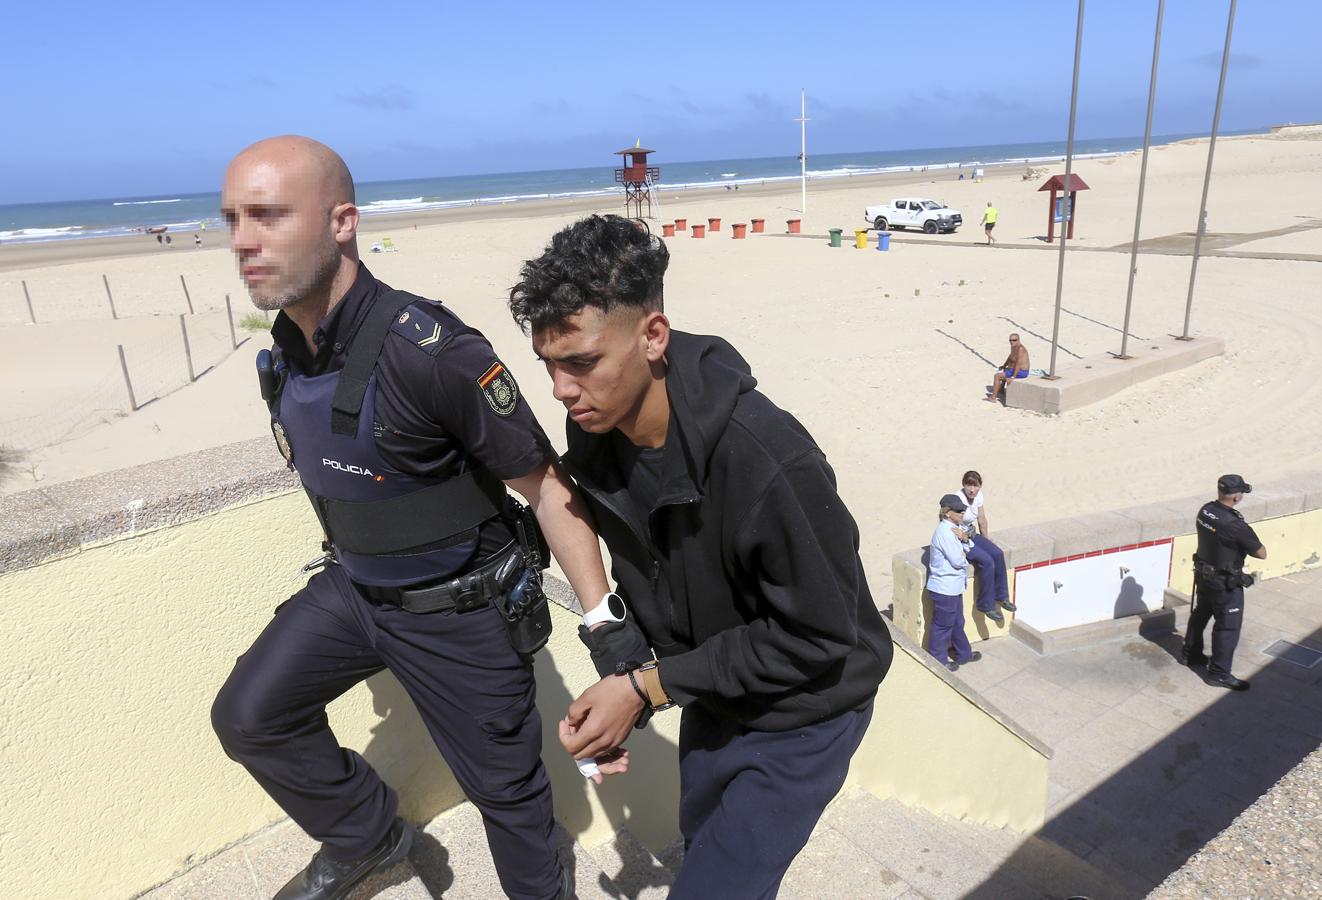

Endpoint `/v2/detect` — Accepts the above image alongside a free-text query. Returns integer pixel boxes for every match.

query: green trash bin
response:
[828,228,843,248]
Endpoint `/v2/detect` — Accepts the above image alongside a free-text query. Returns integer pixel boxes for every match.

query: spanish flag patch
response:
[477,361,519,416]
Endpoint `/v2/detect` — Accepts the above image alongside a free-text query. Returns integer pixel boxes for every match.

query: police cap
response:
[1217,474,1252,495]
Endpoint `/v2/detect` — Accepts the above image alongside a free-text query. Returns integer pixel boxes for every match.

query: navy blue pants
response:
[1183,580,1245,677]
[928,590,975,664]
[967,534,1008,612]
[669,700,874,899]
[211,565,560,900]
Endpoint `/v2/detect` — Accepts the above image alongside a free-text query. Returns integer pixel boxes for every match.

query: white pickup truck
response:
[864,198,963,234]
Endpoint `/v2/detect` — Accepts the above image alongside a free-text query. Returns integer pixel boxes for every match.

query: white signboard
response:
[1013,540,1173,633]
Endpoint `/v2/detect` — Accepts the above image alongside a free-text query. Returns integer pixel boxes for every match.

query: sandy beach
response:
[3,129,1321,597]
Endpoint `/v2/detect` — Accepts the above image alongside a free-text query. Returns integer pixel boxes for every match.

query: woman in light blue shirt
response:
[927,494,982,672]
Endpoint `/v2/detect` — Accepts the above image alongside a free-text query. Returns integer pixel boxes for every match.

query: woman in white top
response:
[959,470,1014,622]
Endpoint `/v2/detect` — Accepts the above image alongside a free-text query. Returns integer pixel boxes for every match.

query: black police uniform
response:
[1183,499,1262,678]
[211,264,562,900]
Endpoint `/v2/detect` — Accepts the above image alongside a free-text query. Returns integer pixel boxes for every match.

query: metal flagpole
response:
[796,89,809,214]
[1118,0,1165,359]
[1180,0,1237,340]
[1048,0,1086,379]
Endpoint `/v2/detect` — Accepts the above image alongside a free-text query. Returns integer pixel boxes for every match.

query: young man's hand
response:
[560,674,646,764]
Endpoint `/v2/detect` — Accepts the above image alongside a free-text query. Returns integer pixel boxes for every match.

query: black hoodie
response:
[561,331,893,731]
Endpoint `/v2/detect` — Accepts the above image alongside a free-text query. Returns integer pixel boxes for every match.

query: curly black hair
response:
[508,214,669,334]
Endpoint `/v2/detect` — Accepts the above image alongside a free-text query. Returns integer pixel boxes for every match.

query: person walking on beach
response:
[211,135,615,900]
[980,201,998,244]
[508,214,893,900]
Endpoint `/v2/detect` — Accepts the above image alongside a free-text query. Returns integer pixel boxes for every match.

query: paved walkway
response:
[956,566,1322,896]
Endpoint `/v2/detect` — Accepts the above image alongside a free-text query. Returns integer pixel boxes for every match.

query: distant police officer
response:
[211,136,614,900]
[1181,474,1267,691]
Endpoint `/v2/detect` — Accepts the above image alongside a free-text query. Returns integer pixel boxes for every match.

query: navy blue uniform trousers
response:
[967,534,1008,612]
[928,590,974,664]
[1184,579,1245,677]
[211,564,559,900]
[669,700,874,899]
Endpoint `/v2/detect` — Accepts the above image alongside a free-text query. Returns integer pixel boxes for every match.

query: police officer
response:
[210,136,614,900]
[1181,474,1267,691]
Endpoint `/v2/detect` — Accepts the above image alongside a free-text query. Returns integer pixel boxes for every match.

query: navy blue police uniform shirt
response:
[270,263,555,562]
[1197,500,1263,570]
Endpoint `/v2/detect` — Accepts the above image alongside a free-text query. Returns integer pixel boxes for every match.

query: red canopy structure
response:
[1038,173,1090,242]
[615,146,660,218]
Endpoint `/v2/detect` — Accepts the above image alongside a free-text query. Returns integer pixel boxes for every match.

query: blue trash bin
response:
[877,232,891,252]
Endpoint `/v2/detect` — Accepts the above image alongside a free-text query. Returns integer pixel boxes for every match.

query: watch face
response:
[607,593,626,620]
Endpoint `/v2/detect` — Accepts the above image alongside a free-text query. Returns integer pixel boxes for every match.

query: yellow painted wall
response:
[900,507,1322,646]
[892,555,1016,649]
[845,642,1048,833]
[1170,507,1322,595]
[1,490,1047,899]
[0,492,681,900]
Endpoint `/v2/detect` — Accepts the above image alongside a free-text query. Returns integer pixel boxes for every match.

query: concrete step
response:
[812,788,1128,900]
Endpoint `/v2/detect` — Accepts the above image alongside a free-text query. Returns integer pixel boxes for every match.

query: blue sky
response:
[1,0,1316,204]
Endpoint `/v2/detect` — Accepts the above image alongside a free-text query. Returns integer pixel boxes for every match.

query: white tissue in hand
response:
[576,758,600,778]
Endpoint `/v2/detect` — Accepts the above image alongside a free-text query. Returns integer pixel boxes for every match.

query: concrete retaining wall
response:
[0,438,1050,900]
[891,471,1322,651]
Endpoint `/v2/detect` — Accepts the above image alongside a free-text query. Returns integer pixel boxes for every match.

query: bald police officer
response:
[1180,474,1267,691]
[211,136,615,900]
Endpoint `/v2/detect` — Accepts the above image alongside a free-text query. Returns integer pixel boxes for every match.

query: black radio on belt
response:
[496,504,553,656]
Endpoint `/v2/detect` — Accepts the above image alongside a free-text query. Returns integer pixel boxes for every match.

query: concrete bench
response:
[1005,335,1225,414]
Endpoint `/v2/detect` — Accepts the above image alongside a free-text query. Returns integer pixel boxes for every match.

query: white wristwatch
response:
[581,592,627,628]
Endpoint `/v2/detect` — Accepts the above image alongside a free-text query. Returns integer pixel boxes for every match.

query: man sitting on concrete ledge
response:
[986,333,1030,402]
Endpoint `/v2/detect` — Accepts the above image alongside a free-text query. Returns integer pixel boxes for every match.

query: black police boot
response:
[982,608,1005,624]
[998,599,1017,612]
[274,818,413,900]
[1179,646,1209,667]
[964,650,983,664]
[943,660,960,673]
[1206,672,1250,691]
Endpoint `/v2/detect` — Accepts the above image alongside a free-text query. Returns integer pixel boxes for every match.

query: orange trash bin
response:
[662,223,676,237]
[731,223,747,239]
[691,224,706,238]
[751,218,765,233]
[786,218,801,234]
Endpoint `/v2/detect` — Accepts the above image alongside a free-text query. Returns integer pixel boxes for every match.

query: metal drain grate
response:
[1262,640,1322,669]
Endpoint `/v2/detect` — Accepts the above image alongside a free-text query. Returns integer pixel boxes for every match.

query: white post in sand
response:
[796,89,809,215]
[1047,0,1086,380]
[1180,0,1237,340]
[1119,0,1165,360]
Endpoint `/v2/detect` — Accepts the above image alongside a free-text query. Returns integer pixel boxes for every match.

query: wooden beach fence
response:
[180,275,195,315]
[102,274,119,320]
[22,280,35,324]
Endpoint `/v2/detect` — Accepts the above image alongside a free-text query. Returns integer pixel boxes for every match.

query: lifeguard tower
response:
[614,143,660,218]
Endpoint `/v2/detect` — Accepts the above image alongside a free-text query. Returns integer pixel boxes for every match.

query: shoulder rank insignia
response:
[477,361,519,416]
[390,303,446,354]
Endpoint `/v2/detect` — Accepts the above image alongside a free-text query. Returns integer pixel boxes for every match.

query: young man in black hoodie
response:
[508,215,893,898]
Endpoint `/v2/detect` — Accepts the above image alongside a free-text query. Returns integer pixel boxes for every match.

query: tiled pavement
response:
[138,568,1321,899]
[955,566,1322,897]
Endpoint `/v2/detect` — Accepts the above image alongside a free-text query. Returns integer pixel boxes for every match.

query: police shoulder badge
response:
[477,361,519,416]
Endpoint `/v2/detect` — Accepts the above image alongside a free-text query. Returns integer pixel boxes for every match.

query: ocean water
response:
[0,131,1245,245]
